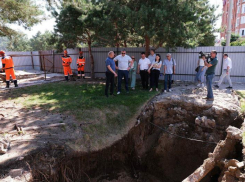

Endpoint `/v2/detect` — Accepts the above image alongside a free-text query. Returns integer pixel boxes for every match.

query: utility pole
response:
[226,0,233,46]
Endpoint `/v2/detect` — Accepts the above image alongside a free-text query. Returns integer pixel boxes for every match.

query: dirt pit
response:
[0,84,244,182]
[28,86,244,182]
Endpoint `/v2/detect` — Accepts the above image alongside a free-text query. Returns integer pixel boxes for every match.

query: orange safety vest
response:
[62,56,72,67]
[77,56,86,66]
[1,56,14,69]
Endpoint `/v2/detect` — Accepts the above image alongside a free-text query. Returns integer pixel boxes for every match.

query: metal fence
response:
[2,46,245,83]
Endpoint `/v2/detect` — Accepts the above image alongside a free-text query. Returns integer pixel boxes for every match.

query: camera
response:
[199,51,211,62]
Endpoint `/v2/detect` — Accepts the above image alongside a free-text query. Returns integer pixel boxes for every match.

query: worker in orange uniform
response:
[77,51,86,79]
[62,50,74,81]
[0,50,18,88]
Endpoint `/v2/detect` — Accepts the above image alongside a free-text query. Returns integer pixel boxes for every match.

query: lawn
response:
[236,90,245,113]
[237,90,245,146]
[7,81,159,140]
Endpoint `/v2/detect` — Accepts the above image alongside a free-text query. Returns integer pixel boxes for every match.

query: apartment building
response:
[221,0,245,38]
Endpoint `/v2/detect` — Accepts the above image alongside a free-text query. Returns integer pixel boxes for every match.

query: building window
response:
[237,0,240,4]
[237,6,240,13]
[240,29,245,36]
[241,16,245,24]
[242,4,245,13]
[236,18,240,27]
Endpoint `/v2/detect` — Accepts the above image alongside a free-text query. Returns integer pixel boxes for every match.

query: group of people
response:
[62,50,86,81]
[0,48,234,102]
[106,49,233,101]
[195,52,233,95]
[105,49,176,97]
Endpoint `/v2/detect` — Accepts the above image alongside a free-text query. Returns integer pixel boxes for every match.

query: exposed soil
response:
[0,82,244,182]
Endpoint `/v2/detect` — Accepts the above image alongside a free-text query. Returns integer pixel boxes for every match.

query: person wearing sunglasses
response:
[114,50,133,94]
[163,53,176,93]
[129,56,137,90]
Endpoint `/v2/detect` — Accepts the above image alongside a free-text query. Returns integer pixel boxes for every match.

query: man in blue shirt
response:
[105,51,118,97]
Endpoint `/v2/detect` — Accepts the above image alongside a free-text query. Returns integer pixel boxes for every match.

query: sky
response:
[12,0,223,39]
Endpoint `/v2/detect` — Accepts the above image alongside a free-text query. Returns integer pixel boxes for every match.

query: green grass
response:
[237,90,245,113]
[7,82,158,140]
[237,91,245,146]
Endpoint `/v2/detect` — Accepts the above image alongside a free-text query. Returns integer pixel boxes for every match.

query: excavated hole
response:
[29,100,244,182]
[200,142,244,182]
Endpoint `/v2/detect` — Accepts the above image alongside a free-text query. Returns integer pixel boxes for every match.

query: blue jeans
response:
[118,70,129,92]
[164,74,172,90]
[206,74,214,99]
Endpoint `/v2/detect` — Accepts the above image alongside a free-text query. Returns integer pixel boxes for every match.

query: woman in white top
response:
[148,54,162,92]
[195,55,207,87]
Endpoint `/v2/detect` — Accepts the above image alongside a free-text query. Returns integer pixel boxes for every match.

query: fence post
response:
[43,55,46,81]
[38,51,42,71]
[31,51,34,69]
[52,50,55,73]
[220,46,225,76]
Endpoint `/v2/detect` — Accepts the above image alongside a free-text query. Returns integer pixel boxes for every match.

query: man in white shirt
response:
[137,52,151,90]
[114,50,133,94]
[148,49,156,64]
[215,54,233,89]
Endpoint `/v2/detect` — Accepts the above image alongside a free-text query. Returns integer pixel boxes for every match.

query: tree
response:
[7,34,32,51]
[125,0,219,54]
[30,31,56,51]
[0,0,42,37]
[221,34,240,46]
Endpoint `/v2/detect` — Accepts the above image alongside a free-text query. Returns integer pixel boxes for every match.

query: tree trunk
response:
[124,40,127,47]
[87,38,95,79]
[145,35,150,57]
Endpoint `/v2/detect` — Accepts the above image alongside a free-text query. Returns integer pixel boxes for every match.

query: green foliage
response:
[29,31,57,51]
[221,34,240,46]
[7,34,32,51]
[0,0,42,37]
[51,0,219,50]
[1,31,56,51]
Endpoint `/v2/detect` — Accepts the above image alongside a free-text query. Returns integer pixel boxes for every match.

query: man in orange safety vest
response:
[77,51,86,79]
[0,50,18,88]
[62,50,75,81]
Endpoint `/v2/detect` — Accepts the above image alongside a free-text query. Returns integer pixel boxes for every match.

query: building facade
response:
[221,0,245,38]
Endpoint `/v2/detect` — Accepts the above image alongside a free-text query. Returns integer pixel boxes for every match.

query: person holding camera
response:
[204,50,218,101]
[215,54,232,89]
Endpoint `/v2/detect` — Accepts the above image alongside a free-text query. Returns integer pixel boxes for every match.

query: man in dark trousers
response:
[137,52,151,90]
[204,50,218,101]
[0,50,18,88]
[105,51,118,97]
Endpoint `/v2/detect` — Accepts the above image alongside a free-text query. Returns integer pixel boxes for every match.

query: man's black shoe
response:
[110,93,117,96]
[226,86,233,89]
[105,94,109,98]
[214,85,219,88]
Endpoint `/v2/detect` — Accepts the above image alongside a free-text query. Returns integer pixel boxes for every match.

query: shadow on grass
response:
[5,81,159,143]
